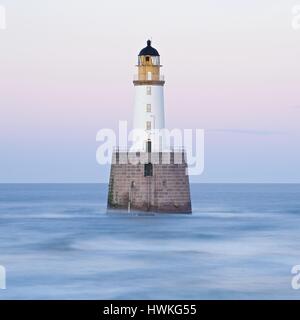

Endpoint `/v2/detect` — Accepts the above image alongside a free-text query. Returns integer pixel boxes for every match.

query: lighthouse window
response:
[144,163,153,177]
[146,86,151,95]
[146,56,150,62]
[146,104,151,112]
[146,121,151,130]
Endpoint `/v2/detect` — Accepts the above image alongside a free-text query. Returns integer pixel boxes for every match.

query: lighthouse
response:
[107,40,192,214]
[132,40,165,151]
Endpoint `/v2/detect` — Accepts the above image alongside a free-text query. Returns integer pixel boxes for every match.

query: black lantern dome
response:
[138,40,160,56]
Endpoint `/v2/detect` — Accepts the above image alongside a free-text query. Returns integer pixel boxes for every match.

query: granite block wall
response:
[107,151,192,213]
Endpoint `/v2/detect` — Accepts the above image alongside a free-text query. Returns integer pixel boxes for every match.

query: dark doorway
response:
[146,140,152,153]
[144,163,153,177]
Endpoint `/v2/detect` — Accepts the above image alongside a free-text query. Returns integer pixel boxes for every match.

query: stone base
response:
[107,151,192,214]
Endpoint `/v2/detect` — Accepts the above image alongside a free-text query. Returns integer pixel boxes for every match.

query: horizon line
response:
[0,182,300,185]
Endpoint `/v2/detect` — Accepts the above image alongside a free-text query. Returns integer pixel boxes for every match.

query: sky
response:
[0,0,300,183]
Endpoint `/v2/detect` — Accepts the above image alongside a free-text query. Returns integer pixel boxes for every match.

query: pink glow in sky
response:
[0,0,300,182]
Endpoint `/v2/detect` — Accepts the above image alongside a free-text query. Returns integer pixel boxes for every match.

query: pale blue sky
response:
[0,0,300,182]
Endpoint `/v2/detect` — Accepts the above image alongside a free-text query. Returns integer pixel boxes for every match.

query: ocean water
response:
[0,183,300,300]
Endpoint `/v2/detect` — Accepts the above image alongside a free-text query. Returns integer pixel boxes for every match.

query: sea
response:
[0,183,299,300]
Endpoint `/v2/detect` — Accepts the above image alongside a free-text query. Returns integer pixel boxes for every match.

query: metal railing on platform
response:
[133,74,165,81]
[113,146,186,153]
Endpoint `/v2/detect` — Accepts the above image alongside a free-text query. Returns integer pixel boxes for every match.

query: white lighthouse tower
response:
[132,40,165,152]
[107,40,192,214]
